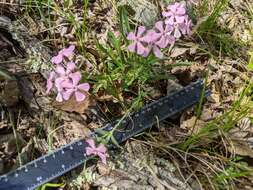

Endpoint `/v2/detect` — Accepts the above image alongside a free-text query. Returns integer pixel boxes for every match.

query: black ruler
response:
[0,80,210,190]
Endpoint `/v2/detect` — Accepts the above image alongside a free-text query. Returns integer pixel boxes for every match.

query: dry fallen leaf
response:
[170,47,188,58]
[228,140,253,158]
[0,80,20,107]
[180,116,205,134]
[53,94,94,113]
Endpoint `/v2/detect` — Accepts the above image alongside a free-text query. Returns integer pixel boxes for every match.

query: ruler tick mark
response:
[36,176,42,182]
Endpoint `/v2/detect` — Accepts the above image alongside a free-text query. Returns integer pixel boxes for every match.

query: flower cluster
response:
[85,139,107,164]
[46,45,90,102]
[127,2,192,59]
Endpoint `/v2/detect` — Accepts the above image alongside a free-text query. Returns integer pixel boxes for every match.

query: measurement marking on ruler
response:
[36,176,42,182]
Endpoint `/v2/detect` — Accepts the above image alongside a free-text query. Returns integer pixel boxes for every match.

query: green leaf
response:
[37,183,65,190]
[110,135,122,149]
[0,67,15,81]
[247,52,253,70]
[118,6,130,39]
[108,31,120,51]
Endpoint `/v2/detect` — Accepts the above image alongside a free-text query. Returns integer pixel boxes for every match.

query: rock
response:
[118,0,159,26]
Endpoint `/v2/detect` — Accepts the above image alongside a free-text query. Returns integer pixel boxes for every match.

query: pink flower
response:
[163,2,186,25]
[153,21,175,48]
[173,17,192,38]
[161,2,192,39]
[54,61,76,90]
[61,72,90,102]
[141,30,164,58]
[179,15,192,36]
[127,26,147,56]
[85,139,107,164]
[51,45,75,64]
[46,71,56,94]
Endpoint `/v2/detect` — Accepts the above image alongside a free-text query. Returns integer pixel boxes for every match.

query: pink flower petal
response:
[55,65,66,76]
[155,21,164,33]
[46,71,56,94]
[97,152,107,164]
[165,16,175,25]
[140,30,156,43]
[165,24,174,34]
[137,26,146,37]
[127,32,136,40]
[175,16,185,24]
[86,147,96,155]
[56,92,63,102]
[78,83,90,92]
[60,80,73,89]
[174,27,182,38]
[46,80,53,94]
[75,91,86,102]
[55,78,64,90]
[162,11,173,17]
[168,3,178,12]
[156,36,168,48]
[128,42,137,52]
[177,5,186,15]
[70,72,81,86]
[62,89,74,100]
[153,46,163,59]
[167,35,176,46]
[86,139,96,149]
[51,54,63,64]
[97,144,106,154]
[142,45,152,57]
[49,71,56,80]
[66,61,76,74]
[136,42,146,55]
[62,45,75,57]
